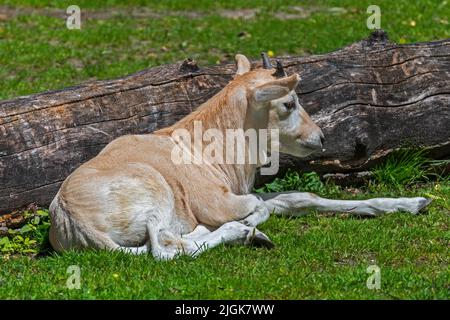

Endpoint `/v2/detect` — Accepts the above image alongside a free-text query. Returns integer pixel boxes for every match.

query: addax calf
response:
[49,53,431,260]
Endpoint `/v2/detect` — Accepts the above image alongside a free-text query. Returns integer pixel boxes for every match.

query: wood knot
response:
[179,58,199,73]
[367,29,389,46]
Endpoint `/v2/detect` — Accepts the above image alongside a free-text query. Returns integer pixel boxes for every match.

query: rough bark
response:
[1,30,449,214]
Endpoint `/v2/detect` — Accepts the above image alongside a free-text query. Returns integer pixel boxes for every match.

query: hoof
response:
[418,198,433,213]
[246,229,275,249]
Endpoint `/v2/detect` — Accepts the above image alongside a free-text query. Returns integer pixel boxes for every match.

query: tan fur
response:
[49,54,322,256]
[49,54,430,259]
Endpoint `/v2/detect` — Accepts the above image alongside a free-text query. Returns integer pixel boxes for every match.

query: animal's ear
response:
[235,54,251,75]
[251,74,300,103]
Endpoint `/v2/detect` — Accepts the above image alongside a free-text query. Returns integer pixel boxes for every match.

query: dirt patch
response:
[67,58,85,71]
[217,9,259,20]
[333,253,377,266]
[0,6,259,21]
[274,6,350,20]
[0,5,353,22]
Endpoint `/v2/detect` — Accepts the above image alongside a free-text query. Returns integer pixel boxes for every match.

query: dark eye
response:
[283,101,296,110]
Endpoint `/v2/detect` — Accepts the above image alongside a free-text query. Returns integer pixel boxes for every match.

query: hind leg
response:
[220,193,271,228]
[182,222,274,257]
[149,222,274,260]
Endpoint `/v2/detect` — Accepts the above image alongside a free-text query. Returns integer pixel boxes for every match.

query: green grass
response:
[1,0,449,99]
[1,170,449,299]
[372,149,434,188]
[0,181,449,299]
[0,0,449,299]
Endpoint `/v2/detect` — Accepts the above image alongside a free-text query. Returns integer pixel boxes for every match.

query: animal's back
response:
[49,134,184,251]
[49,132,249,252]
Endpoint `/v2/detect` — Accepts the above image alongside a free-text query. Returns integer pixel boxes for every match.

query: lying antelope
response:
[49,53,431,260]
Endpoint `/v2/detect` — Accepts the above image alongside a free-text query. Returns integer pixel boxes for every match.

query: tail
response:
[49,193,119,252]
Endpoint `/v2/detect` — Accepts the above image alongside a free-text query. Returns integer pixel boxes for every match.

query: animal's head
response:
[234,53,324,158]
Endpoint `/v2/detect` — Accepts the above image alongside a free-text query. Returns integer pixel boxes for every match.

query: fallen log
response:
[1,30,449,214]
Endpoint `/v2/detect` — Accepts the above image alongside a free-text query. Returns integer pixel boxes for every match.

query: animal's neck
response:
[159,84,247,133]
[155,83,268,194]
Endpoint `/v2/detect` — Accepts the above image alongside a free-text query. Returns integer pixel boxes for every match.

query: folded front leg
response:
[255,192,432,217]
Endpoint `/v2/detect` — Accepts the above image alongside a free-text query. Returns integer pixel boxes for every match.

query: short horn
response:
[272,60,286,78]
[261,52,272,69]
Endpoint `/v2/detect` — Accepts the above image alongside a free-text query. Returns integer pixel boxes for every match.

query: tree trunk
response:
[1,30,449,214]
